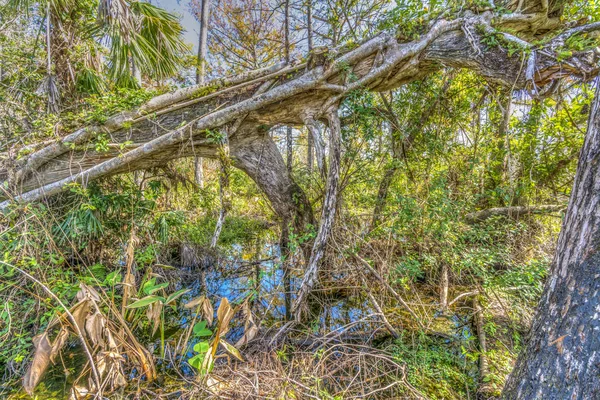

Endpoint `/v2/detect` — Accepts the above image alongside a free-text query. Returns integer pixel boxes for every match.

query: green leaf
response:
[142,278,156,294]
[166,288,189,304]
[193,321,213,337]
[188,353,205,370]
[147,282,169,294]
[126,295,163,309]
[104,271,122,286]
[193,341,209,354]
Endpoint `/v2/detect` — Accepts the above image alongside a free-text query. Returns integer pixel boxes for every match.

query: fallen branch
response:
[464,204,565,223]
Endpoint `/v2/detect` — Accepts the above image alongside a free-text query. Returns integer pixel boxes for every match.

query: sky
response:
[154,0,200,51]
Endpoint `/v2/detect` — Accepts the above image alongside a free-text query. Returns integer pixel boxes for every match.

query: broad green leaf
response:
[126,295,163,309]
[142,278,156,294]
[193,321,213,337]
[193,341,209,354]
[104,271,122,286]
[147,282,169,294]
[166,288,189,304]
[188,353,205,370]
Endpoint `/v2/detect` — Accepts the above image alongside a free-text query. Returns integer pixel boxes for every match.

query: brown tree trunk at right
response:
[502,82,600,400]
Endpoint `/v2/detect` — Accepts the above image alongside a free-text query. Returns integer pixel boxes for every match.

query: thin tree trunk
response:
[210,132,230,248]
[305,117,327,178]
[45,3,59,114]
[196,0,210,85]
[194,0,210,187]
[293,108,342,321]
[280,221,292,321]
[194,157,204,189]
[305,3,314,174]
[473,298,493,398]
[440,263,449,310]
[281,3,294,319]
[502,82,600,399]
[306,0,313,52]
[284,0,293,173]
[286,126,293,172]
[307,126,314,173]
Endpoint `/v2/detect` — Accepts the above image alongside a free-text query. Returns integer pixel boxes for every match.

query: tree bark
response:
[474,297,493,398]
[194,157,204,189]
[502,82,600,400]
[293,109,342,321]
[196,0,210,85]
[210,132,230,248]
[440,263,449,310]
[194,0,210,188]
[305,0,314,174]
[307,126,314,173]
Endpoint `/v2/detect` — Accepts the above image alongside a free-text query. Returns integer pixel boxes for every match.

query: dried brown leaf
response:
[23,328,69,395]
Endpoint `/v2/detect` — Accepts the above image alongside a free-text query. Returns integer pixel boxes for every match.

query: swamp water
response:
[6,242,477,398]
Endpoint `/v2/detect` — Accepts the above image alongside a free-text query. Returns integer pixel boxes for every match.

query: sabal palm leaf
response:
[101,0,187,85]
[131,1,188,79]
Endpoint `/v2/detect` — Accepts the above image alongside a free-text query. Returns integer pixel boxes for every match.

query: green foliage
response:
[193,321,213,337]
[181,215,272,249]
[391,332,477,399]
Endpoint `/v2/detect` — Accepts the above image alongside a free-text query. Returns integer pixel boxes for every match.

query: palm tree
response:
[5,0,188,111]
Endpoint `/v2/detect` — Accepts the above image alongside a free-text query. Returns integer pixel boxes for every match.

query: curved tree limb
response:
[3,13,598,213]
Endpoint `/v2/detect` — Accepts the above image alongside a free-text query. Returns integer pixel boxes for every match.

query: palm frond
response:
[100,1,187,86]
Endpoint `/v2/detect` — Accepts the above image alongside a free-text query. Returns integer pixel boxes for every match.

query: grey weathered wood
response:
[2,14,597,212]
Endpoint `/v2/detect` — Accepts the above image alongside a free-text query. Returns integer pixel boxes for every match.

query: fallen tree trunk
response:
[2,9,597,217]
[465,204,565,223]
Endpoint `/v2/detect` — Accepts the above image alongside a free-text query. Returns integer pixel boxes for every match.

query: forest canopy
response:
[0,0,599,398]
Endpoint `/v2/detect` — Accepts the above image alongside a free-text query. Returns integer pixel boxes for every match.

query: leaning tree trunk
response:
[502,82,600,399]
[293,109,342,321]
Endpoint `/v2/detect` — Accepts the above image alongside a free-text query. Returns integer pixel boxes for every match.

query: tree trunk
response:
[280,221,292,321]
[465,204,565,223]
[229,131,314,242]
[502,82,600,400]
[473,298,493,398]
[293,109,342,321]
[305,1,314,174]
[196,0,210,85]
[194,0,210,187]
[440,263,449,310]
[307,126,314,173]
[286,126,293,172]
[210,132,230,248]
[194,157,204,189]
[305,117,327,178]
